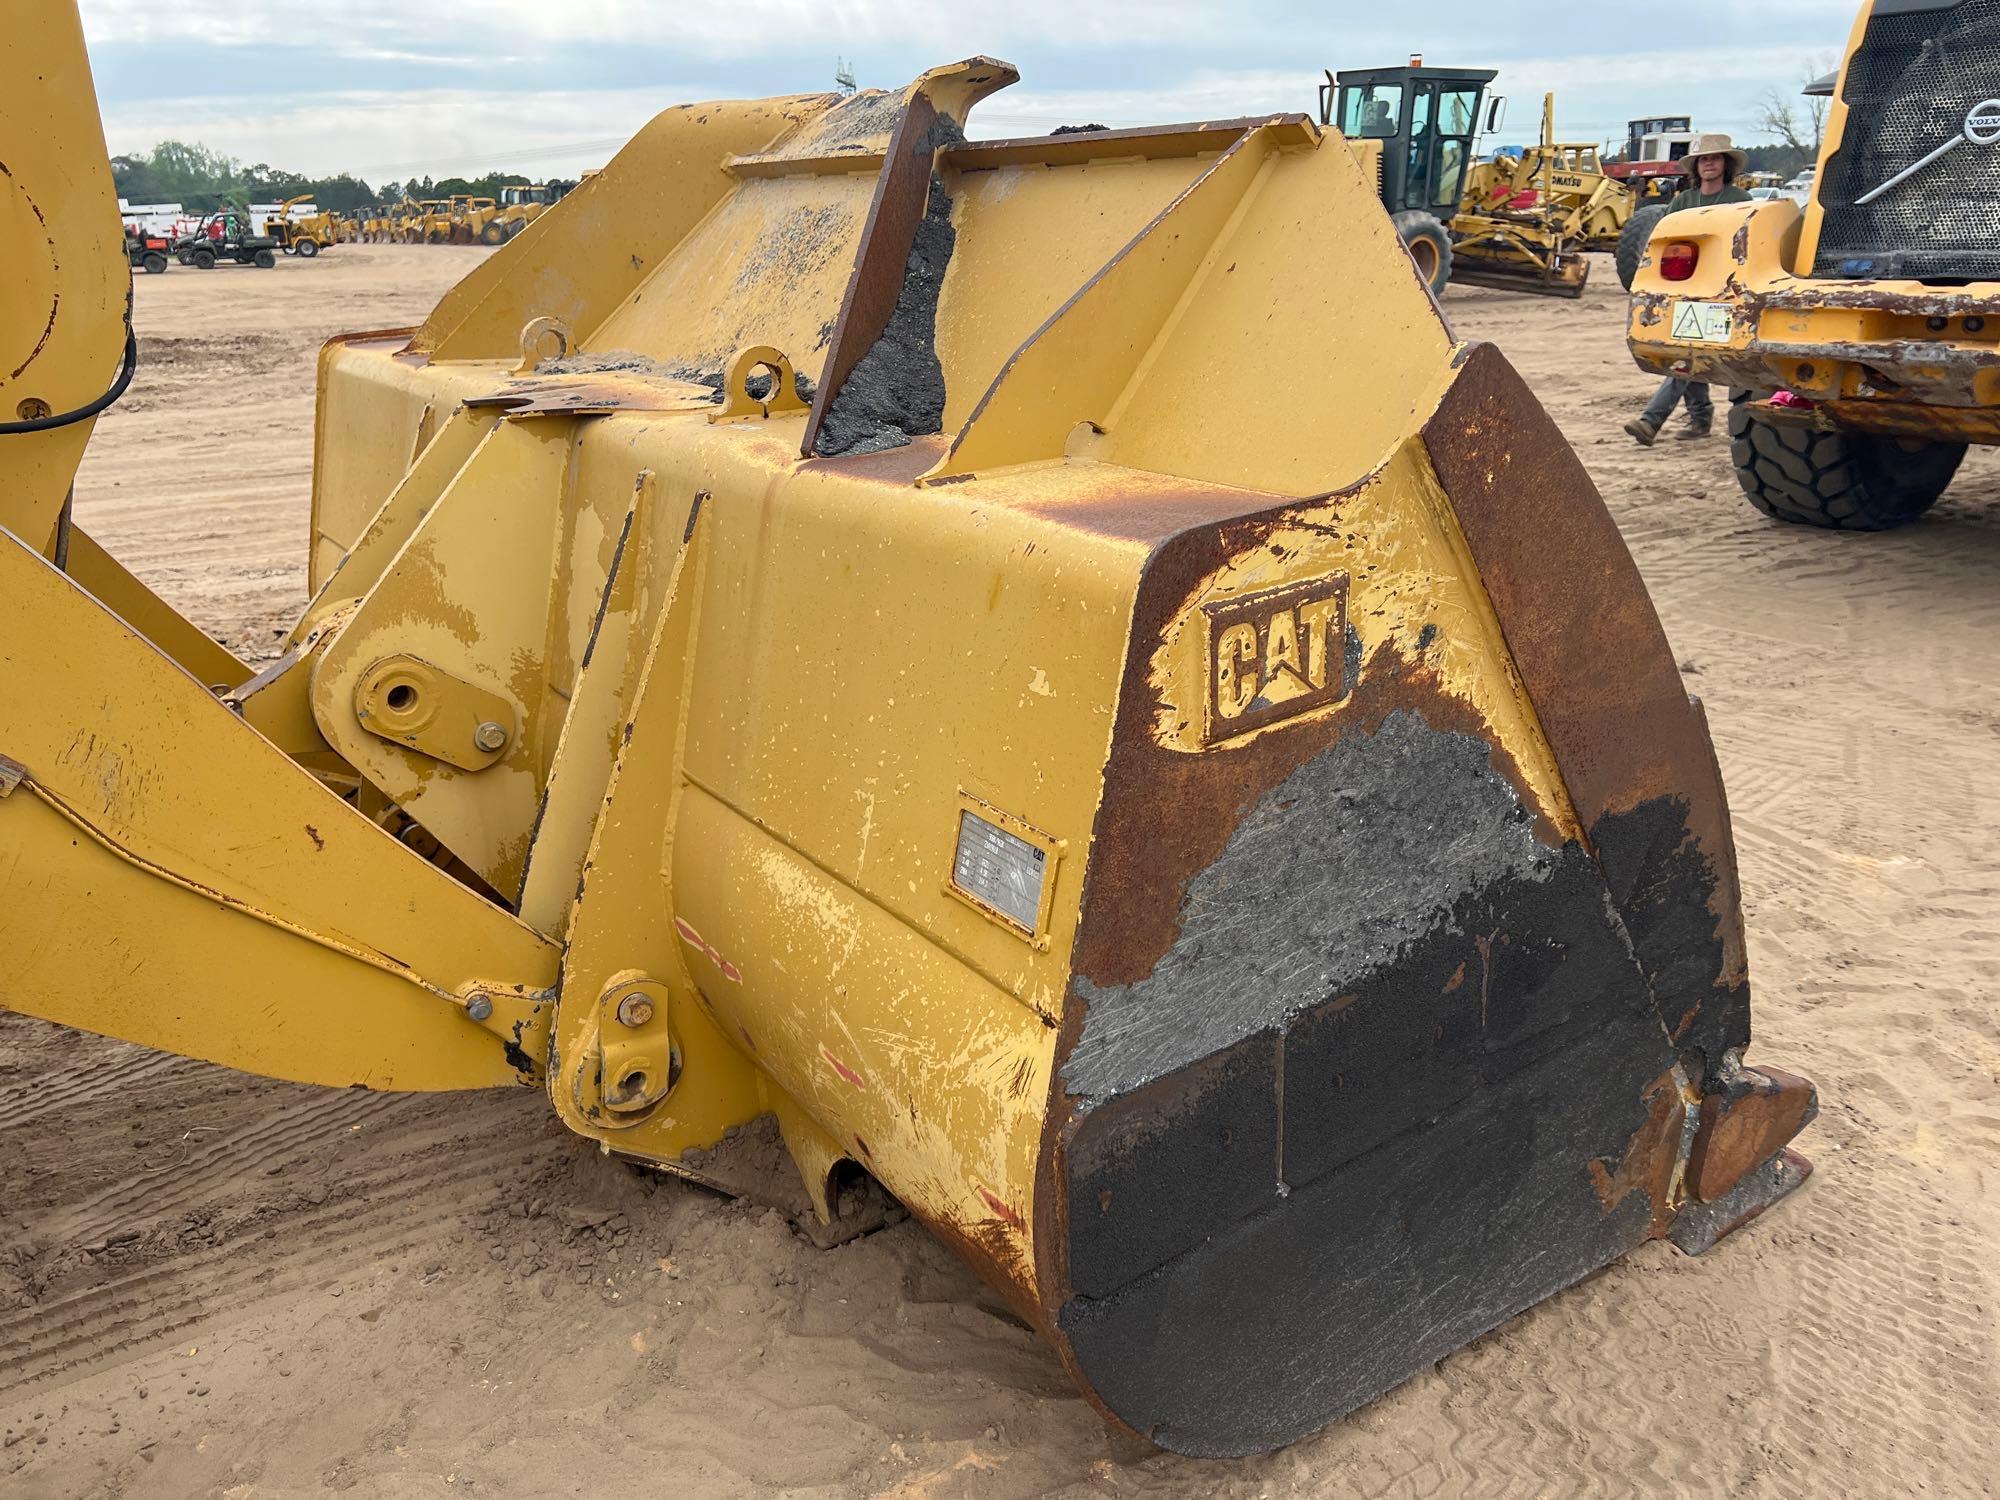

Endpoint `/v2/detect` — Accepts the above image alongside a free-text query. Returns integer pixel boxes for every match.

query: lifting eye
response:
[1659,242,1700,283]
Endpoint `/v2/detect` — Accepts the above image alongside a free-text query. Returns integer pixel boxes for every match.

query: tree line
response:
[111,141,571,212]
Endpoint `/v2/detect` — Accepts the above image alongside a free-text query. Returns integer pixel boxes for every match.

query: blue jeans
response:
[1642,376,1714,429]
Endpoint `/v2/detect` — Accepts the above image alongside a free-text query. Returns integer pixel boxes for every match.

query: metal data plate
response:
[952,809,1048,934]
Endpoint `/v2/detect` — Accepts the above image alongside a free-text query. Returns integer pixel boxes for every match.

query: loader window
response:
[1340,83,1404,139]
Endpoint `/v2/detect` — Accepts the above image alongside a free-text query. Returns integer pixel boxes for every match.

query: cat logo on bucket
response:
[1204,577,1351,743]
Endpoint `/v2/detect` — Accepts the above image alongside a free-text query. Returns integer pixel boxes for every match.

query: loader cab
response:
[1321,65,1502,219]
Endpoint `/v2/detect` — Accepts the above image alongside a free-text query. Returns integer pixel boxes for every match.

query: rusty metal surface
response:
[1448,254,1590,299]
[1670,1147,1815,1257]
[1420,342,1751,1078]
[1630,306,2000,409]
[800,90,947,456]
[944,115,1317,173]
[1628,193,2000,430]
[1021,394,1801,1448]
[801,60,1016,457]
[1821,398,2000,441]
[1688,1063,1819,1204]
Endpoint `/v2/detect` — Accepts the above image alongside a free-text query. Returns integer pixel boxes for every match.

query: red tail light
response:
[1660,243,1700,282]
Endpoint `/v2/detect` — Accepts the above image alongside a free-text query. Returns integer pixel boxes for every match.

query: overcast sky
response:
[84,0,1856,181]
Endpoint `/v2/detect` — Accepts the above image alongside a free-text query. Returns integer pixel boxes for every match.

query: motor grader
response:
[1320,67,1633,298]
[3,4,1816,1458]
[1449,95,1637,297]
[1630,0,2000,531]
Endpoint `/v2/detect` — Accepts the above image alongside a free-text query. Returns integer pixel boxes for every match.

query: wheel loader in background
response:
[402,199,450,242]
[1321,65,1635,298]
[449,196,502,244]
[370,200,419,243]
[2,5,1816,1458]
[489,181,571,242]
[1630,0,1998,531]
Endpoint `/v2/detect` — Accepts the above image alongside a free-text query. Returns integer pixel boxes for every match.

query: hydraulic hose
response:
[0,320,139,435]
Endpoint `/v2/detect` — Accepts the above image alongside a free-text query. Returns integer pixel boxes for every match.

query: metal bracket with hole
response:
[351,655,518,772]
[566,972,681,1125]
[597,974,679,1114]
[708,344,810,424]
[513,315,573,375]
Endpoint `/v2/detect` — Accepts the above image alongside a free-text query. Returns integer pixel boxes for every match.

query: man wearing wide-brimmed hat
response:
[1625,133,1753,446]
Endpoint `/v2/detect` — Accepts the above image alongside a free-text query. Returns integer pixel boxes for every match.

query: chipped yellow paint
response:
[0,7,129,557]
[2,23,1605,1320]
[1144,439,1583,842]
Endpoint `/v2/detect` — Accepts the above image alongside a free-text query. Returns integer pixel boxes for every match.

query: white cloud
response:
[81,0,1227,57]
[86,0,1857,174]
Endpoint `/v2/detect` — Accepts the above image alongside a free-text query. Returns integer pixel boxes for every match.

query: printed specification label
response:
[952,809,1048,934]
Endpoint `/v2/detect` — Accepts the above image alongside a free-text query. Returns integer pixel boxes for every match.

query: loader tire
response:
[141,252,167,275]
[254,248,278,269]
[1390,210,1453,297]
[191,247,216,270]
[297,237,319,258]
[1616,204,1673,291]
[480,221,506,245]
[1728,391,1964,531]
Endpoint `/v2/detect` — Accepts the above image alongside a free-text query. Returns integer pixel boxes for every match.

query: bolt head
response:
[473,721,509,753]
[466,994,495,1022]
[615,993,656,1028]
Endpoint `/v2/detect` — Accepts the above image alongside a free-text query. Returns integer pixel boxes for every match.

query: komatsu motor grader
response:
[1449,96,1636,297]
[1630,0,2000,530]
[2,5,1816,1458]
[1321,67,1633,298]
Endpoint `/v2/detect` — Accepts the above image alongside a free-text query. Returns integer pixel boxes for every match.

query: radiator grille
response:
[1814,0,2000,281]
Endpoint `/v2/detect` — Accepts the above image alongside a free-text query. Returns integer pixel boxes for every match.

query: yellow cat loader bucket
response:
[1,9,1816,1457]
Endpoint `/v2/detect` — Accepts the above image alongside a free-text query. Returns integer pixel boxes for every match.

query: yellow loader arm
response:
[2,9,1817,1456]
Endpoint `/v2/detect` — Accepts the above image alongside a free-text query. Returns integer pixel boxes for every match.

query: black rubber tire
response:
[297,237,319,258]
[1390,209,1453,297]
[191,248,216,270]
[1728,391,1966,530]
[480,221,506,245]
[141,252,167,275]
[1616,204,1674,291]
[253,248,277,269]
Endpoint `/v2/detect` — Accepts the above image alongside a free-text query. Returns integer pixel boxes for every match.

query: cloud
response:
[84,0,1858,176]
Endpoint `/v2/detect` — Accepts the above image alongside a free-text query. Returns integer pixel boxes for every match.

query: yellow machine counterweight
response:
[1,9,1817,1457]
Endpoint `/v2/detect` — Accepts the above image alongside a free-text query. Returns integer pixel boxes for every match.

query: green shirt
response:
[1665,184,1753,214]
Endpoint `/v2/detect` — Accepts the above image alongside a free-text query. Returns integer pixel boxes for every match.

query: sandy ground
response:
[3,244,1997,1497]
